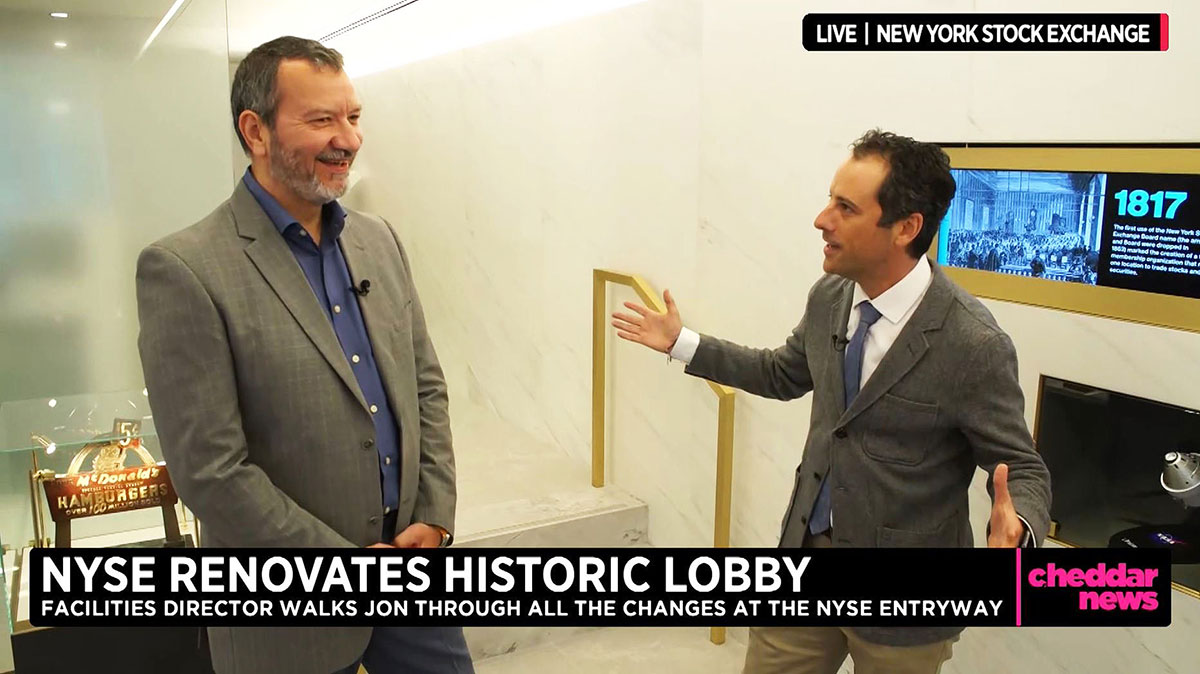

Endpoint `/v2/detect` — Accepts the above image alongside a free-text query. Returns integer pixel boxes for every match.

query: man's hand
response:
[988,463,1025,548]
[611,289,683,354]
[392,522,444,548]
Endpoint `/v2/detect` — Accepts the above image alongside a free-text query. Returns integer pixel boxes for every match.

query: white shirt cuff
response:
[1017,514,1037,548]
[668,327,701,364]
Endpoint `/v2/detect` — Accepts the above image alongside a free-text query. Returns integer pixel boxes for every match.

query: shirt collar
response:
[242,168,347,240]
[850,255,932,324]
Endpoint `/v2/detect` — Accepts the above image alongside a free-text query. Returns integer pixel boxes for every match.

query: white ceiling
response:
[0,0,172,19]
[225,0,393,57]
[225,0,650,74]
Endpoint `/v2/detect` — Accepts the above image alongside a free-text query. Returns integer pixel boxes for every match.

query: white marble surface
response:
[450,408,648,659]
[452,405,648,547]
[475,627,747,673]
[338,0,1200,670]
[475,622,1195,674]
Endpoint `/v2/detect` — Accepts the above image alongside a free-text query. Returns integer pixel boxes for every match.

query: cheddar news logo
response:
[1028,562,1159,611]
[1017,550,1171,626]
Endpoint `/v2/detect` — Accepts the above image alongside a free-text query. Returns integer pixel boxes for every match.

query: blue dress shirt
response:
[242,169,402,517]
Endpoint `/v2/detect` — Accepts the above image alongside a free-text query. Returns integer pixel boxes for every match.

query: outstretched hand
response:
[988,463,1026,548]
[611,289,683,354]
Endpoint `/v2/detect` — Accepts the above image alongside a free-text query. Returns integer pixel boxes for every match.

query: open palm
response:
[611,289,683,354]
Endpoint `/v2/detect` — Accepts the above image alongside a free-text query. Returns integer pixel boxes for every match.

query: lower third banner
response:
[27,547,1170,628]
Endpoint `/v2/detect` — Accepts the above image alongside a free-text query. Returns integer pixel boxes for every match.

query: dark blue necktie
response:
[809,301,883,535]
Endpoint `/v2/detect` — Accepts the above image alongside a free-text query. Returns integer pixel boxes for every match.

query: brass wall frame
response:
[591,269,736,645]
[936,145,1200,333]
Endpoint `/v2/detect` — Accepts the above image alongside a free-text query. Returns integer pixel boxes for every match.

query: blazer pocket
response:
[861,393,939,466]
[876,525,942,548]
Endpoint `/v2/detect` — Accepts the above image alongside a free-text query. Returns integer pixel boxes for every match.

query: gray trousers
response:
[742,531,956,674]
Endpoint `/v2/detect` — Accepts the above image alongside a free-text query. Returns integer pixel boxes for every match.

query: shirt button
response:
[385,456,391,465]
[334,305,342,314]
[384,506,392,515]
[370,404,378,414]
[299,230,308,237]
[352,354,360,363]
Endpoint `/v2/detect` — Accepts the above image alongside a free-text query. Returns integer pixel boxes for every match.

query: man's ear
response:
[238,110,269,158]
[894,212,924,250]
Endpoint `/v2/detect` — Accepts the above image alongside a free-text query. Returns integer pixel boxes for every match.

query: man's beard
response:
[268,137,353,205]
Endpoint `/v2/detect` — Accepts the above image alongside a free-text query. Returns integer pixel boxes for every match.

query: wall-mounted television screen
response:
[938,168,1198,297]
[933,146,1200,333]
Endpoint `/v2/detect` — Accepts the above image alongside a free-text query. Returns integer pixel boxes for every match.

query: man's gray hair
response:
[231,36,344,154]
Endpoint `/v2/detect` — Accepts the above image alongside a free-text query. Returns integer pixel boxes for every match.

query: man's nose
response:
[333,118,362,152]
[814,204,834,231]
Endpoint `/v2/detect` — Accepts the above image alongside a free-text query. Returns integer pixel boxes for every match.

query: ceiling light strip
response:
[138,0,191,58]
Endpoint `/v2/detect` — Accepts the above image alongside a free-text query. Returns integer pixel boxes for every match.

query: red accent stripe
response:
[1016,548,1022,627]
[1160,14,1169,51]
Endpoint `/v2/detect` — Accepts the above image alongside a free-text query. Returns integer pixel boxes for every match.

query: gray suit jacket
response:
[136,182,455,674]
[685,264,1050,647]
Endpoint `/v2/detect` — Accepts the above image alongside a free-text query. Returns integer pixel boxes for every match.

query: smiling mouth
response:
[318,157,352,172]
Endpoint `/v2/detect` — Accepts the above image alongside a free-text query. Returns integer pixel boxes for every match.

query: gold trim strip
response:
[592,269,736,645]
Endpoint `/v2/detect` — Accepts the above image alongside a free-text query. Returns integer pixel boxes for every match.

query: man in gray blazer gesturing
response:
[612,130,1050,674]
[136,37,472,674]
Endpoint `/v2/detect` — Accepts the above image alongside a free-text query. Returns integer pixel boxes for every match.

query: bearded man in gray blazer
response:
[136,37,473,674]
[612,130,1051,674]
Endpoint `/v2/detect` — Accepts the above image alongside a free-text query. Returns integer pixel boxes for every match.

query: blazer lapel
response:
[231,183,369,412]
[339,218,409,424]
[837,265,955,426]
[828,282,853,413]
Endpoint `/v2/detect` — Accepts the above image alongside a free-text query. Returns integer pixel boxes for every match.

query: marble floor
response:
[474,627,749,674]
[471,624,1189,674]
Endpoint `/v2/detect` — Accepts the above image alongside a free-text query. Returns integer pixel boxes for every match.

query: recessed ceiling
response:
[226,0,390,57]
[0,0,172,19]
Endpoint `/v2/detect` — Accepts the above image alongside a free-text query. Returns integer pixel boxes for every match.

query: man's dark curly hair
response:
[851,130,956,258]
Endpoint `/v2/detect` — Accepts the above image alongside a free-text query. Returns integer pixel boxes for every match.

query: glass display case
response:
[0,390,196,635]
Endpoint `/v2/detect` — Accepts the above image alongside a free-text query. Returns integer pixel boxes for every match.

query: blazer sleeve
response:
[385,223,457,537]
[683,311,815,401]
[957,330,1052,545]
[136,244,355,548]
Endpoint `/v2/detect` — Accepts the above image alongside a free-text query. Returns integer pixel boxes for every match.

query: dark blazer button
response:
[813,472,821,480]
[363,439,375,449]
[368,516,380,524]
[834,428,848,439]
[800,515,808,524]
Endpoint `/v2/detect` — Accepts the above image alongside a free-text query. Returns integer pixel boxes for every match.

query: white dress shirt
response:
[667,256,1034,545]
